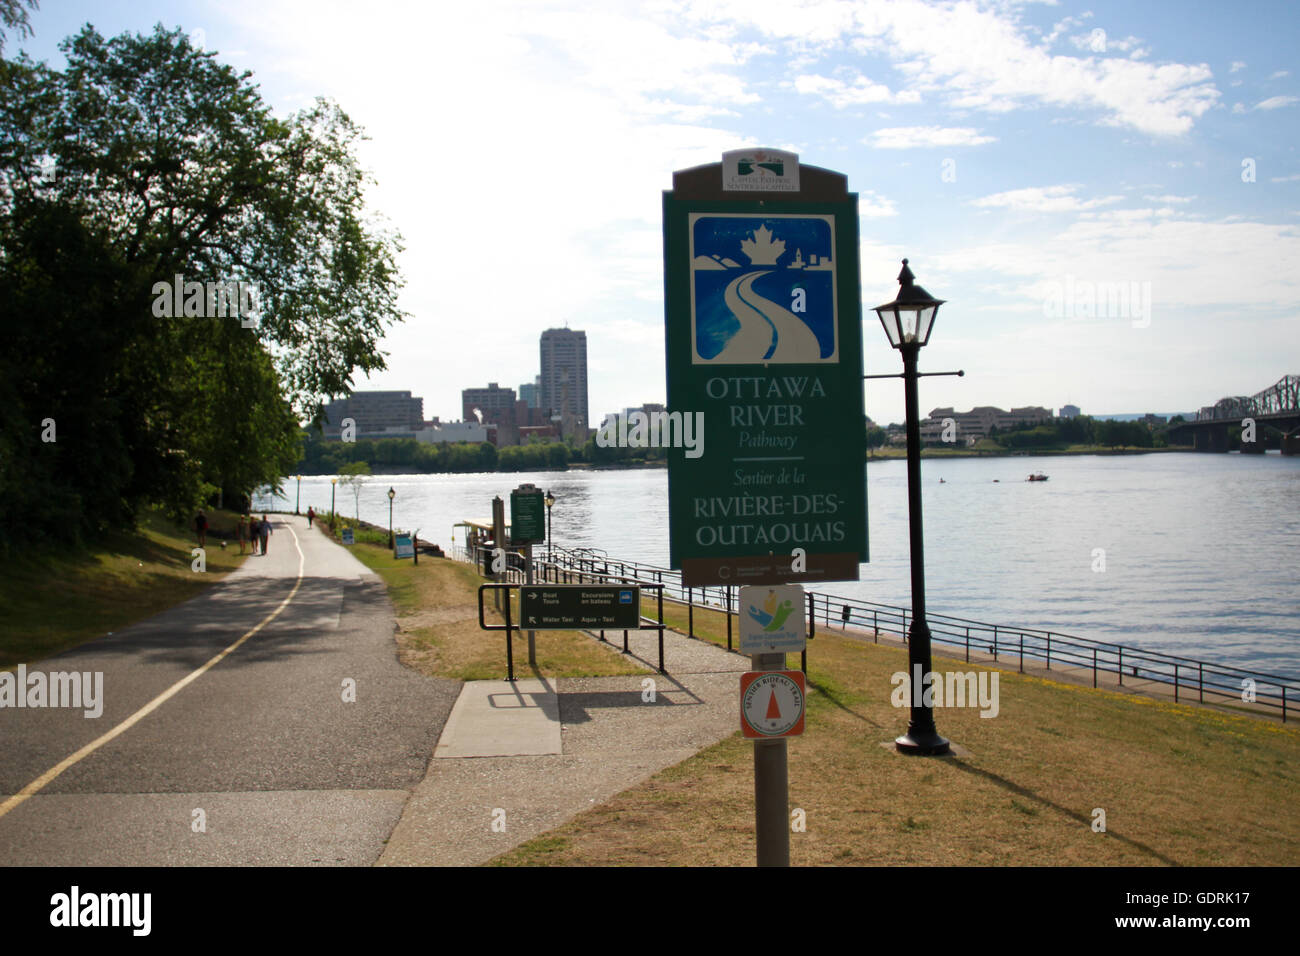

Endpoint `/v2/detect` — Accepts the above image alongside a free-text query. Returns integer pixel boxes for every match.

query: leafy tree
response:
[336,461,371,519]
[0,0,37,52]
[0,24,405,546]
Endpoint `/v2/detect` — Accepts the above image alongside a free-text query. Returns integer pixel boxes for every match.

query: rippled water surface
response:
[258,452,1300,677]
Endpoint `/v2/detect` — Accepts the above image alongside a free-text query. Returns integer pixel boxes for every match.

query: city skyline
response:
[19,1,1299,426]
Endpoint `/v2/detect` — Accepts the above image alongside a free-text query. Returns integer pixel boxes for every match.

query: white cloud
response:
[869,126,996,149]
[1271,174,1300,183]
[859,191,899,218]
[1271,70,1291,79]
[793,73,920,107]
[675,0,1221,135]
[1255,95,1299,110]
[1143,194,1196,204]
[1230,61,1247,73]
[970,185,1124,214]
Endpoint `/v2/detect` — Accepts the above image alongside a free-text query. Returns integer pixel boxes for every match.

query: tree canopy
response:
[0,23,405,548]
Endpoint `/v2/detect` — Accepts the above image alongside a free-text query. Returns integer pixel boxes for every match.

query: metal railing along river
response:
[450,543,1296,723]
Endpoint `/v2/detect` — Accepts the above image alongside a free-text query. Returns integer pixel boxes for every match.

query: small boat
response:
[1026,473,1049,482]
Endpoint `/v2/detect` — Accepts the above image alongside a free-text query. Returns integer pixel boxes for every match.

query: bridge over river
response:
[1167,374,1300,453]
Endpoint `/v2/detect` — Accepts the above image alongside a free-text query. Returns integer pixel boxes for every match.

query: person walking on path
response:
[237,514,248,554]
[194,510,208,548]
[307,506,315,528]
[258,515,272,556]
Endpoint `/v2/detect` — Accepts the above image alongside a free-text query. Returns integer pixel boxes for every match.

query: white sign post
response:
[739,583,808,868]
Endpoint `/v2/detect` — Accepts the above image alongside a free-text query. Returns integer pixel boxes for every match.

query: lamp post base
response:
[895,729,952,756]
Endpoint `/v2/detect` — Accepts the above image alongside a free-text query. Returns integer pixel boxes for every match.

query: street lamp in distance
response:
[329,477,337,530]
[544,490,556,564]
[873,258,951,757]
[294,475,302,515]
[387,487,396,549]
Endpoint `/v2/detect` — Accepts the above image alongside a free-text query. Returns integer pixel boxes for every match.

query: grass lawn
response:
[343,537,650,681]
[493,621,1300,866]
[0,508,249,668]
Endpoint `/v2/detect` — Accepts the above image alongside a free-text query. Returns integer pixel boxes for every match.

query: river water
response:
[256,452,1300,678]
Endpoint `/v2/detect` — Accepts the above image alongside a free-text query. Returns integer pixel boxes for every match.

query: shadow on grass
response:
[805,672,886,729]
[946,757,1181,866]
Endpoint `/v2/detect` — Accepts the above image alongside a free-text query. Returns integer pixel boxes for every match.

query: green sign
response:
[520,585,641,629]
[510,485,545,545]
[663,159,867,586]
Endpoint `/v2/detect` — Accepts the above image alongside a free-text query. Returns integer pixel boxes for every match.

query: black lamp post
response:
[294,474,302,515]
[874,258,951,756]
[329,477,337,530]
[544,490,556,563]
[387,487,396,549]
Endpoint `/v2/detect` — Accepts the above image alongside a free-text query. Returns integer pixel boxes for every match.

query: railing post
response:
[1284,685,1288,724]
[1046,633,1051,670]
[993,626,998,662]
[688,587,694,638]
[726,587,733,651]
[1118,646,1123,686]
[657,586,665,674]
[1019,632,1024,674]
[873,609,878,643]
[1198,662,1203,703]
[1092,647,1097,688]
[965,626,969,663]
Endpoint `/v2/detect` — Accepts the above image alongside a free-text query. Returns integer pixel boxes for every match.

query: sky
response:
[16,0,1300,427]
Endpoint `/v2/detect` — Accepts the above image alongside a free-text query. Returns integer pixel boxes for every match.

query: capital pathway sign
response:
[663,153,867,586]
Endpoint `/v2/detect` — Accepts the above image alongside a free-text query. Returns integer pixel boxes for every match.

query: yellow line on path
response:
[0,521,306,820]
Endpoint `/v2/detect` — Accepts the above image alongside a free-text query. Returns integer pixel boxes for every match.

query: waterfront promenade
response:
[5,515,1295,867]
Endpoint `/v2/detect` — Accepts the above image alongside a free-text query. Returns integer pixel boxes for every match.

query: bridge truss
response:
[1197,374,1300,422]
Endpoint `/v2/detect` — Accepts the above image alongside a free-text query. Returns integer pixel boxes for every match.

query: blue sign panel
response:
[690,214,837,365]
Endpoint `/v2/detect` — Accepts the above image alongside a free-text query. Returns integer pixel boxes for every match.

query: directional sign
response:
[341,528,354,545]
[738,585,806,654]
[663,157,867,587]
[394,534,414,559]
[520,585,641,630]
[510,484,546,545]
[740,670,805,738]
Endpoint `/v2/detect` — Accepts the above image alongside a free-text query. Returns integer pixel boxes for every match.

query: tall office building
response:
[539,328,589,437]
[518,376,541,409]
[321,391,424,438]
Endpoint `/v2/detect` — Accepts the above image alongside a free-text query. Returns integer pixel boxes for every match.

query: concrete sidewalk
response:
[378,624,750,867]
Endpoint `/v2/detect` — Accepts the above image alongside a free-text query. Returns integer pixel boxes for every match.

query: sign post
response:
[491,496,505,612]
[511,484,546,666]
[664,150,864,867]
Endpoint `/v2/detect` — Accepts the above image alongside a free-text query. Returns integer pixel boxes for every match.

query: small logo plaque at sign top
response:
[722,148,800,192]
